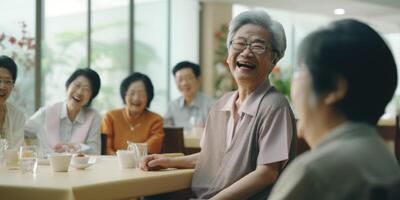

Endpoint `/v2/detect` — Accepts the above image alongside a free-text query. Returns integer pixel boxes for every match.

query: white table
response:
[0,156,194,200]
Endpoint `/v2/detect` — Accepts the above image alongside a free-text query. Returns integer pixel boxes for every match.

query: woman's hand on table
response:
[140,154,172,171]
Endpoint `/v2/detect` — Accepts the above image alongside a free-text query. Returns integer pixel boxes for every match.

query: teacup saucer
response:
[71,163,94,170]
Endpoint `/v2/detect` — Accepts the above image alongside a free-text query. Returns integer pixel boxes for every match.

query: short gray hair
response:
[227,10,287,62]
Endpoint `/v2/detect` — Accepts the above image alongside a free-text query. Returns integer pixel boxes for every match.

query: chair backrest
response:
[296,137,310,156]
[295,119,310,156]
[100,133,107,155]
[366,177,400,200]
[395,115,400,161]
[162,127,185,154]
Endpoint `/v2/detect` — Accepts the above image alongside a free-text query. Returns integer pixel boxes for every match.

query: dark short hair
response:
[0,55,17,83]
[297,19,397,125]
[120,72,154,108]
[65,68,101,107]
[172,61,201,78]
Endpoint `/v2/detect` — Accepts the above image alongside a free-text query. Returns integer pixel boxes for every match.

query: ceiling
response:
[201,0,400,33]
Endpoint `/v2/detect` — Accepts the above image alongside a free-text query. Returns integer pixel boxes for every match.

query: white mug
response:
[117,150,138,169]
[49,153,72,172]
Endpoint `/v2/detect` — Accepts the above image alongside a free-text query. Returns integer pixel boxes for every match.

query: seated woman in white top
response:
[0,55,26,149]
[25,68,102,154]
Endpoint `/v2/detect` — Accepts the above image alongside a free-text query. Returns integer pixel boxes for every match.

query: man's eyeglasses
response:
[0,79,14,87]
[229,39,270,54]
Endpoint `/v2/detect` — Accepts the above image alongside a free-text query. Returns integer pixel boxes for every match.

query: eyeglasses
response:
[126,91,147,99]
[176,75,196,83]
[71,82,91,93]
[0,79,14,87]
[229,39,270,54]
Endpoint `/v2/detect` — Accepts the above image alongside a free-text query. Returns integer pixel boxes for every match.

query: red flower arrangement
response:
[214,24,237,97]
[0,21,35,71]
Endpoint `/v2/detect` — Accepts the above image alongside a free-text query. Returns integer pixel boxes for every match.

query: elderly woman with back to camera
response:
[101,72,164,155]
[25,68,102,155]
[0,55,26,149]
[268,19,400,200]
[140,10,297,200]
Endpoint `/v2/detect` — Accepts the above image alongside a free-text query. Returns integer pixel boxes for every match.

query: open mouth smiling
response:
[131,102,142,107]
[72,96,82,103]
[0,91,7,97]
[237,61,256,69]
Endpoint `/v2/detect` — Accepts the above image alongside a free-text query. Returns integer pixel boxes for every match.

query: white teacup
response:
[49,153,72,172]
[116,150,138,169]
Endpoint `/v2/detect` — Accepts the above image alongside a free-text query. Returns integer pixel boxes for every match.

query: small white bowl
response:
[71,162,94,170]
[72,156,89,165]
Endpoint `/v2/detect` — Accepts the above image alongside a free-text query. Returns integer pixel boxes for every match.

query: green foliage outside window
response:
[269,66,292,100]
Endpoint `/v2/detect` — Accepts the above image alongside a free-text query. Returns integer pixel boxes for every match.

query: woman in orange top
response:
[101,73,164,155]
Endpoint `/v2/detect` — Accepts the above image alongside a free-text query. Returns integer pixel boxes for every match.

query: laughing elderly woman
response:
[101,72,164,155]
[0,55,25,149]
[268,19,400,200]
[140,10,297,200]
[25,68,102,155]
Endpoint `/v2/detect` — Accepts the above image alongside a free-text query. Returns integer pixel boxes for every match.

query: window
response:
[134,0,168,114]
[42,0,88,106]
[91,0,129,114]
[0,0,36,114]
[1,0,200,118]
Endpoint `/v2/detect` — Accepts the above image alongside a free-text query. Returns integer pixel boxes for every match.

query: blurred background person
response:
[24,68,101,155]
[0,55,25,149]
[164,61,215,133]
[269,19,400,200]
[101,72,164,155]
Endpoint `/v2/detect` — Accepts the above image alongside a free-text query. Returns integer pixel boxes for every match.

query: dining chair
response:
[161,127,185,154]
[296,137,309,156]
[395,115,400,162]
[100,133,107,155]
[366,177,400,200]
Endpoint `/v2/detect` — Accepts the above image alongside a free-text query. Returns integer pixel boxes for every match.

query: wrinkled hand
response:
[53,143,80,153]
[140,154,172,171]
[53,143,67,153]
